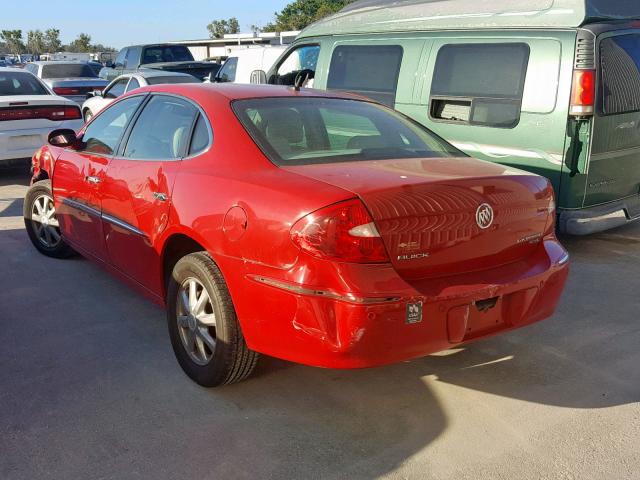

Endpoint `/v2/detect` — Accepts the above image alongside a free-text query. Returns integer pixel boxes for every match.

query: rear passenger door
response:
[100,94,209,294]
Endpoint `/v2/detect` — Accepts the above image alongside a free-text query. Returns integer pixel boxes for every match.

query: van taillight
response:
[290,199,389,263]
[570,70,595,116]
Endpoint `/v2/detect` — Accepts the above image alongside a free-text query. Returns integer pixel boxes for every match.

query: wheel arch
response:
[161,232,212,300]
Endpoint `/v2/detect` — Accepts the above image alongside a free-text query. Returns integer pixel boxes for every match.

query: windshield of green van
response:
[232,97,465,166]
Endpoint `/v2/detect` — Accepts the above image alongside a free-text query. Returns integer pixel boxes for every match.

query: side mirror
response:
[85,89,103,99]
[48,129,80,149]
[250,70,267,85]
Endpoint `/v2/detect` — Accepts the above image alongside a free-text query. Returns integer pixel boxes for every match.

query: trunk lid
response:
[285,157,553,279]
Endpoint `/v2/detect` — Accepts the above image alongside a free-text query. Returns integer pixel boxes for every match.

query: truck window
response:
[327,45,403,107]
[217,57,238,83]
[269,45,320,87]
[125,47,142,69]
[430,43,530,129]
[114,48,127,67]
[600,34,640,115]
[142,46,193,65]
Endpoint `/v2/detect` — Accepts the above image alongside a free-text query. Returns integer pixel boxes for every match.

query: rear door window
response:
[125,47,141,69]
[327,45,403,107]
[430,43,530,128]
[600,34,640,115]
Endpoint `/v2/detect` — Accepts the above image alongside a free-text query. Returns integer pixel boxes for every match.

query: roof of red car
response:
[133,83,358,101]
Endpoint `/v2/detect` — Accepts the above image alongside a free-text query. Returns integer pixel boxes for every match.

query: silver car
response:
[24,61,108,105]
[81,70,199,122]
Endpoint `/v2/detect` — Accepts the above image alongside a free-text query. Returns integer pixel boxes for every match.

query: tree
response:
[68,33,92,53]
[207,17,240,39]
[0,30,26,54]
[27,30,46,56]
[262,0,355,32]
[44,28,62,53]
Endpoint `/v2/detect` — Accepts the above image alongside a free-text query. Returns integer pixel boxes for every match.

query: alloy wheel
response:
[31,194,61,248]
[176,277,217,366]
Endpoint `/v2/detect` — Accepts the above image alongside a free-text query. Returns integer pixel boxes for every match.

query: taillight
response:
[544,187,557,236]
[53,86,103,95]
[290,199,389,263]
[570,69,595,116]
[0,105,81,121]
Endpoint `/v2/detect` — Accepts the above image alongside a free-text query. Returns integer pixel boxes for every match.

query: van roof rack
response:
[299,0,640,38]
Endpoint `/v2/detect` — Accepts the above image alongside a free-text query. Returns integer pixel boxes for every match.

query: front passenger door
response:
[101,94,206,294]
[53,95,145,260]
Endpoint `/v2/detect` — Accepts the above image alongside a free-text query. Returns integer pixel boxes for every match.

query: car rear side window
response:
[123,95,198,160]
[600,34,640,115]
[430,43,530,128]
[327,45,404,107]
[82,96,144,155]
[0,72,48,95]
[188,114,210,156]
[233,97,463,166]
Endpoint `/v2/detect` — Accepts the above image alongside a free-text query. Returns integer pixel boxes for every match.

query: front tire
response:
[24,180,76,258]
[167,252,259,387]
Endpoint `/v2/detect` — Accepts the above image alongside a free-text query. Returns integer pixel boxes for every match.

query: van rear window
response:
[600,34,640,115]
[327,45,403,107]
[430,43,530,128]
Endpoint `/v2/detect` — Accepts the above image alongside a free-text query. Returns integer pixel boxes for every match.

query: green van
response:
[260,0,640,235]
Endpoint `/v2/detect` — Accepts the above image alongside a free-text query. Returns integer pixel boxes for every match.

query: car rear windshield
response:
[233,97,464,166]
[0,72,49,96]
[42,63,97,78]
[142,46,193,64]
[146,75,199,85]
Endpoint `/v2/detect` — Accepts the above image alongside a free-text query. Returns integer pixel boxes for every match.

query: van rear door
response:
[587,31,640,215]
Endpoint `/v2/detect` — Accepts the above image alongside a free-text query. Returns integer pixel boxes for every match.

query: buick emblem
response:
[476,203,494,229]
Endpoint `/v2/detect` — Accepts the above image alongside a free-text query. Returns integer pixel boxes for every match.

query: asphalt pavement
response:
[0,166,638,480]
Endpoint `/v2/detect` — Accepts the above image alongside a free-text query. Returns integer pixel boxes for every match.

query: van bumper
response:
[558,197,640,235]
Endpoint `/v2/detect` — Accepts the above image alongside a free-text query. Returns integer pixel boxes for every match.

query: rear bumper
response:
[235,239,569,369]
[558,196,640,235]
[0,121,82,164]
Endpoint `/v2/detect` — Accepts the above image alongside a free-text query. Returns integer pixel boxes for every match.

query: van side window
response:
[430,43,530,129]
[327,45,403,107]
[269,45,320,87]
[600,34,640,115]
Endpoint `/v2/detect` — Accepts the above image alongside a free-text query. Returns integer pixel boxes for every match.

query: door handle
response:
[153,192,167,202]
[85,175,101,184]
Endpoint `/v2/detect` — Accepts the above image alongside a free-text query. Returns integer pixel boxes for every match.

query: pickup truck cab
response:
[100,44,220,82]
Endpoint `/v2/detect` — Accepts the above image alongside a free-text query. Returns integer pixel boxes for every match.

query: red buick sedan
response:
[25,84,569,386]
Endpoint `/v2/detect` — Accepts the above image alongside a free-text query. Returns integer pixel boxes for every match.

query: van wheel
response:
[167,252,259,387]
[24,180,76,259]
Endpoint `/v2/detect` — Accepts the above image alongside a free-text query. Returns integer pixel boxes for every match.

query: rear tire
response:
[24,180,76,259]
[167,252,259,387]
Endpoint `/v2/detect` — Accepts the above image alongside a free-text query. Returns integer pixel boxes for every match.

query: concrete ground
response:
[0,166,638,480]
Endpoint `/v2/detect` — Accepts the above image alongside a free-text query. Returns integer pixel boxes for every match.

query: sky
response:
[2,0,288,49]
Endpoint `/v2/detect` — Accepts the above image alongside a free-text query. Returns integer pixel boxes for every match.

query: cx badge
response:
[476,203,494,230]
